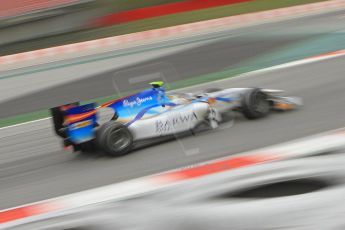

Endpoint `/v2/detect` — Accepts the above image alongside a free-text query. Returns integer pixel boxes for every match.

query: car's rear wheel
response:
[242,88,270,119]
[97,121,133,156]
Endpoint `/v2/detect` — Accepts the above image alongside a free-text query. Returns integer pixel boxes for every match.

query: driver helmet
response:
[149,81,164,88]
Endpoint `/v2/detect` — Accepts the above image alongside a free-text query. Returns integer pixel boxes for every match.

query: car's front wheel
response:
[242,88,270,119]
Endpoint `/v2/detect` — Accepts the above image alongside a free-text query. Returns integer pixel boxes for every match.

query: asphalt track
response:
[1,10,345,210]
[1,55,345,210]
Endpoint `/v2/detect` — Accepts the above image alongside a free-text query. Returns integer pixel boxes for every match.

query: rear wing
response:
[50,103,97,144]
[64,103,97,144]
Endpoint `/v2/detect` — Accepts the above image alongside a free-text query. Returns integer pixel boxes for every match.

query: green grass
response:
[0,110,50,127]
[0,0,326,55]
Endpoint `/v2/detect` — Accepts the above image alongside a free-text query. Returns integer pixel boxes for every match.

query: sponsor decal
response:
[156,112,198,134]
[70,120,92,130]
[123,96,153,108]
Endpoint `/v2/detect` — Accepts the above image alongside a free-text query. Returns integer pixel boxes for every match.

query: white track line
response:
[0,117,50,131]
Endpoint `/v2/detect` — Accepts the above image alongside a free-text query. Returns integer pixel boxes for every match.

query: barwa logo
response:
[156,112,198,134]
[123,96,153,108]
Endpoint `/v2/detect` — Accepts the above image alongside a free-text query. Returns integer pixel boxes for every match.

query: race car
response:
[50,82,302,156]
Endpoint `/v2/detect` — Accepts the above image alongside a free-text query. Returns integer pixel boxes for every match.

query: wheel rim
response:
[108,128,131,152]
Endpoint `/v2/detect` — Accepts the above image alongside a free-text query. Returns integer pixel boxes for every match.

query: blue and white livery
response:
[50,83,302,156]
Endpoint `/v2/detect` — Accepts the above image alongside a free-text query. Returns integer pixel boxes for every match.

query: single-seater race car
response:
[50,82,302,156]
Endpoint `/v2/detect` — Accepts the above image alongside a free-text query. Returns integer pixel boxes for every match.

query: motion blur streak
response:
[0,153,273,225]
[2,126,345,228]
[0,202,60,224]
[92,0,251,26]
[156,154,277,182]
[1,0,343,70]
[1,53,345,210]
[1,1,345,229]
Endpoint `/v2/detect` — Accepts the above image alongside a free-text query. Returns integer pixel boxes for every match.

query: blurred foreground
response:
[6,144,345,229]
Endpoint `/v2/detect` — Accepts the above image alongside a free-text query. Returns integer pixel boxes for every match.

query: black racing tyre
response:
[96,121,133,156]
[203,88,223,93]
[242,88,270,119]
